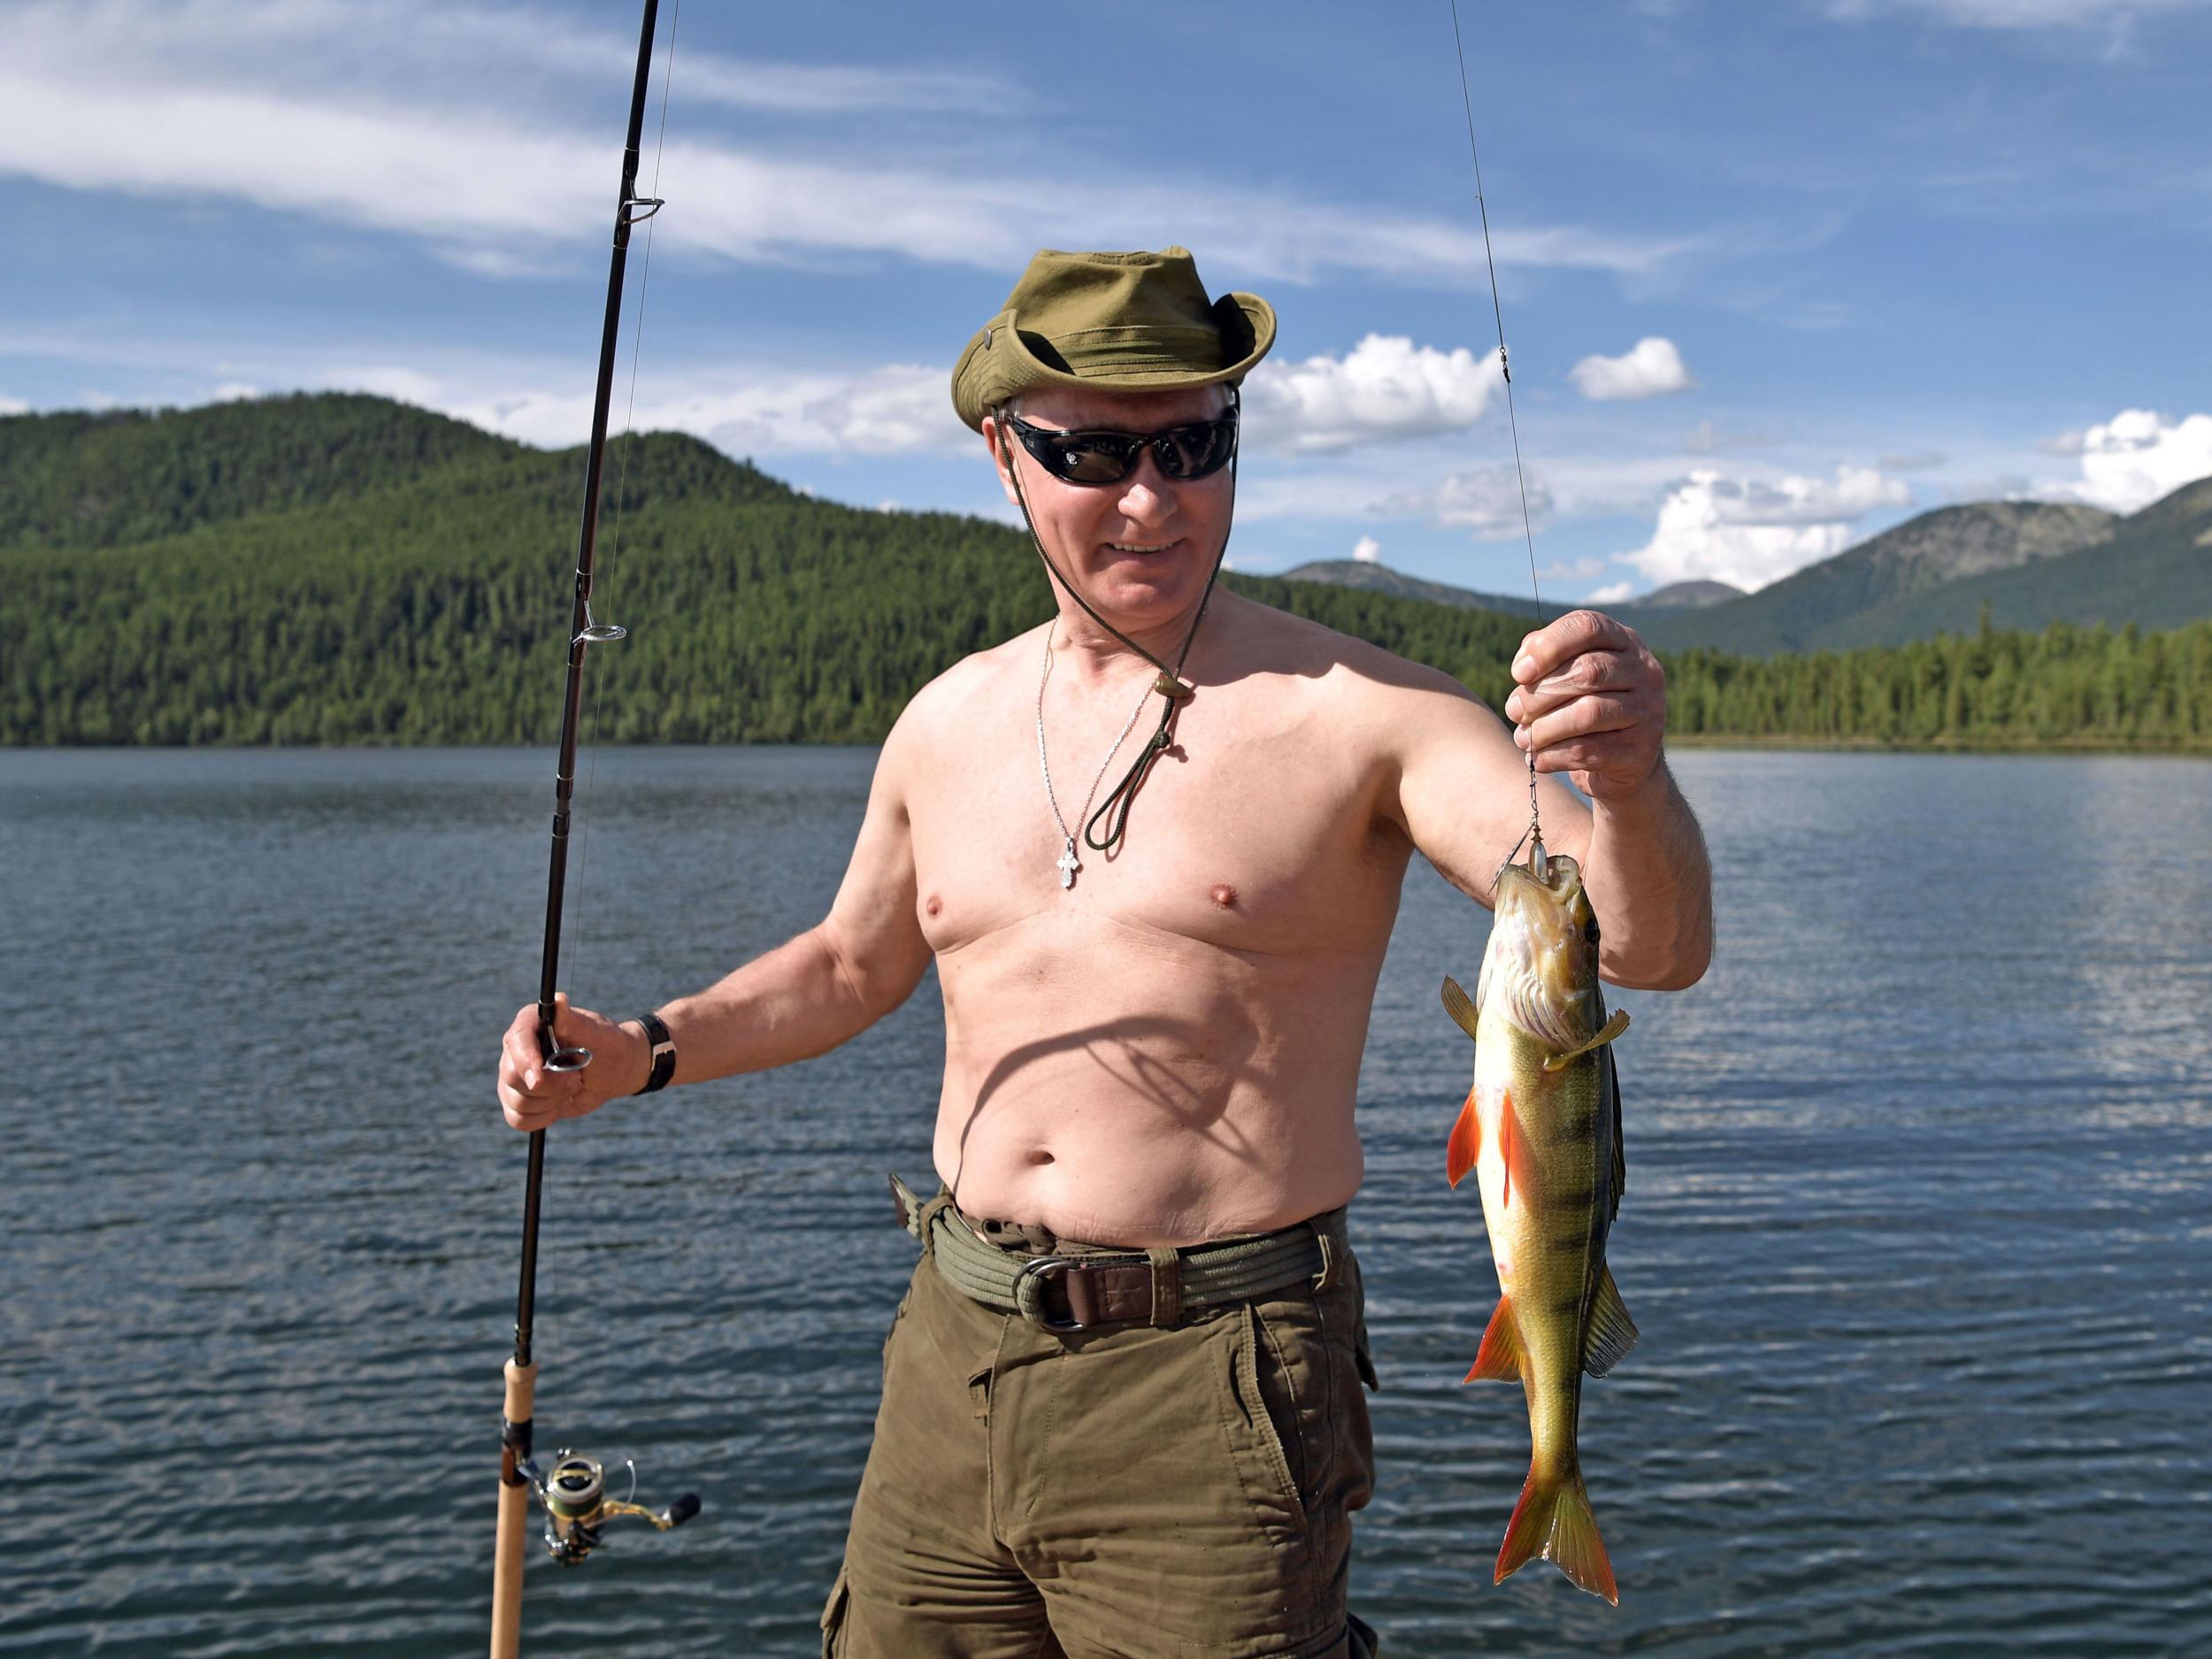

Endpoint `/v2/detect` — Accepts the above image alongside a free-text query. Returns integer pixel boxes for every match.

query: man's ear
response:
[979,417,1022,508]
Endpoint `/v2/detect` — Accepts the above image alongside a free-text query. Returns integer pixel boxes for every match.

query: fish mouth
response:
[1480,852,1599,1048]
[1496,850,1586,920]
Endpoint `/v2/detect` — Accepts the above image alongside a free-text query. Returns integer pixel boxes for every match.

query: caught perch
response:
[1443,848,1635,1604]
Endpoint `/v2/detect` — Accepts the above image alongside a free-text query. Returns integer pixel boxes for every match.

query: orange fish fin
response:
[1464,1294,1523,1382]
[1494,1465,1618,1605]
[1501,1090,1538,1209]
[1446,1086,1482,1187]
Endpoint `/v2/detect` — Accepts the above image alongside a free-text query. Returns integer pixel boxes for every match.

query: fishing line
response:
[1448,0,1548,875]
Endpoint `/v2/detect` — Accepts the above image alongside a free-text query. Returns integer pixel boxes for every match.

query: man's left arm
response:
[1390,610,1713,992]
[1506,610,1711,990]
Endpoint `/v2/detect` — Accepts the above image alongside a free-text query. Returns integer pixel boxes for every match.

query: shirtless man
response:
[496,248,1710,1658]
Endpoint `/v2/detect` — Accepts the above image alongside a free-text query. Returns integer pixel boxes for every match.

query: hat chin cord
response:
[990,388,1240,858]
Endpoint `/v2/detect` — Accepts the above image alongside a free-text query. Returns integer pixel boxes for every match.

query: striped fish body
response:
[1442,851,1634,1604]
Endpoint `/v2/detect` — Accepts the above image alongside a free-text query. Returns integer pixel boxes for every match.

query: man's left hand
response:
[1504,610,1667,803]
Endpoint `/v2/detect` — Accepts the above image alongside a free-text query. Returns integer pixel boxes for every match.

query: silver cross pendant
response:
[1055,839,1079,890]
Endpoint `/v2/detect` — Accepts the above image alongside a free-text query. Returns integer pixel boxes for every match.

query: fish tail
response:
[1494,1463,1617,1606]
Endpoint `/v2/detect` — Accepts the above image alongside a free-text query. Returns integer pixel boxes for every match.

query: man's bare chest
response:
[906,691,1406,958]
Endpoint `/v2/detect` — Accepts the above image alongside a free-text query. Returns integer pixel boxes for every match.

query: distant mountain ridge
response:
[1627,499,2126,657]
[1272,558,1545,618]
[1278,489,2208,657]
[1637,580,1743,610]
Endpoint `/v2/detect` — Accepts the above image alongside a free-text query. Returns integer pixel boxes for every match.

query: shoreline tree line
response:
[4,395,2207,752]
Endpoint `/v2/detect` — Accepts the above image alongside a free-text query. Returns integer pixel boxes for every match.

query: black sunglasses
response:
[1002,411,1239,487]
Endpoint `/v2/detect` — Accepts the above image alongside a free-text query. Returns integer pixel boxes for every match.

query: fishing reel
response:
[517,1449,701,1565]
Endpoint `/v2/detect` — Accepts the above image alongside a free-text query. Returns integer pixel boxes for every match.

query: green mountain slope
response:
[1811,478,2212,651]
[0,395,1530,746]
[1636,580,1743,609]
[0,393,519,551]
[1628,500,2120,656]
[3,393,2206,752]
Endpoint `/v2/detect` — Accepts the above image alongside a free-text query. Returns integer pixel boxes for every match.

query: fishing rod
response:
[491,4,695,1654]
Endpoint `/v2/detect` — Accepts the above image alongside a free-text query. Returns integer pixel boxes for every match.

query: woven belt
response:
[888,1173,1340,1332]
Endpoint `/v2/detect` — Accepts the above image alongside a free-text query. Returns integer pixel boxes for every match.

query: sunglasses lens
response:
[1042,434,1141,484]
[1155,419,1236,480]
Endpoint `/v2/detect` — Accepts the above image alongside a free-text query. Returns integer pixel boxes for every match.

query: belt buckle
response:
[1015,1256,1086,1332]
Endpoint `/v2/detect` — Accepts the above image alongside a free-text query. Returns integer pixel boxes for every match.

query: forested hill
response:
[3,393,2207,752]
[0,394,1531,746]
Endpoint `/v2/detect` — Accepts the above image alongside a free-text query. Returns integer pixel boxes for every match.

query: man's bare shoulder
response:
[1222,592,1493,726]
[882,624,1044,762]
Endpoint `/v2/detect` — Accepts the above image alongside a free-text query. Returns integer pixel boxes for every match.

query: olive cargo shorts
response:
[820,1206,1381,1658]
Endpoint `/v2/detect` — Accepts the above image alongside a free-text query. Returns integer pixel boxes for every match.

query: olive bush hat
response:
[950,247,1276,433]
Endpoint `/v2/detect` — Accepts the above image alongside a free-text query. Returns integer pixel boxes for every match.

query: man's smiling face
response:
[983,382,1234,636]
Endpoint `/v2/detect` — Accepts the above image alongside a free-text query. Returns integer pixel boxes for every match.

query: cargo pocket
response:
[818,1565,850,1657]
[880,1290,910,1386]
[1217,1303,1307,1538]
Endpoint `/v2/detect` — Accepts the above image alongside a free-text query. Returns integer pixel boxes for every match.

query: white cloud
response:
[5,1,1018,121]
[1569,337,1696,402]
[212,381,260,402]
[1621,465,1911,590]
[1821,0,2210,28]
[1587,580,1638,603]
[343,359,967,456]
[1540,556,1608,580]
[0,2,1693,288]
[1243,335,1501,453]
[1682,419,1781,454]
[0,392,27,415]
[2068,409,2212,512]
[1352,534,1382,564]
[1378,465,1555,541]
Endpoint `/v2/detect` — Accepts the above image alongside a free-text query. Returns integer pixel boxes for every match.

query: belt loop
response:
[1147,1246,1183,1327]
[1310,1221,1342,1292]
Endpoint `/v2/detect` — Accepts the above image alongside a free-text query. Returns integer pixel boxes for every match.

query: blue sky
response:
[4,0,2208,600]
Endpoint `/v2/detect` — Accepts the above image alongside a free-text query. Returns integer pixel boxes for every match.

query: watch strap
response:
[633,1010,676,1094]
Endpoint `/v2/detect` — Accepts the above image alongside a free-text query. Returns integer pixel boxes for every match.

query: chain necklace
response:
[1035,629,1156,890]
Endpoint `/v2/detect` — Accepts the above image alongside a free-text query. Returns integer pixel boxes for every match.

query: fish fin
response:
[1446,1086,1483,1187]
[1581,1264,1640,1379]
[1500,1089,1537,1210]
[1440,975,1483,1043]
[1606,1041,1625,1224]
[1465,1294,1524,1382]
[1542,1008,1631,1072]
[1496,1466,1617,1605]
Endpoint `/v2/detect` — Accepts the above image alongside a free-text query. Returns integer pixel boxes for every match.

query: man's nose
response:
[1114,457,1176,524]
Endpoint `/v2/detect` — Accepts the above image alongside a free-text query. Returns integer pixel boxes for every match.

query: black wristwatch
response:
[631,1010,676,1094]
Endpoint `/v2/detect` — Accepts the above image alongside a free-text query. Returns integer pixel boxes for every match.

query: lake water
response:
[4,747,2208,1657]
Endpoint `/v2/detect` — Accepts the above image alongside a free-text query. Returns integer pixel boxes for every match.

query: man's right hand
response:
[495,993,649,1132]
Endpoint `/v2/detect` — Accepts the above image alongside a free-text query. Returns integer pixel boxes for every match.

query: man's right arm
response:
[496,722,933,1131]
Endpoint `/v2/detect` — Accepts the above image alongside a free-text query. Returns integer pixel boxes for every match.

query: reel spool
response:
[521,1449,702,1565]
